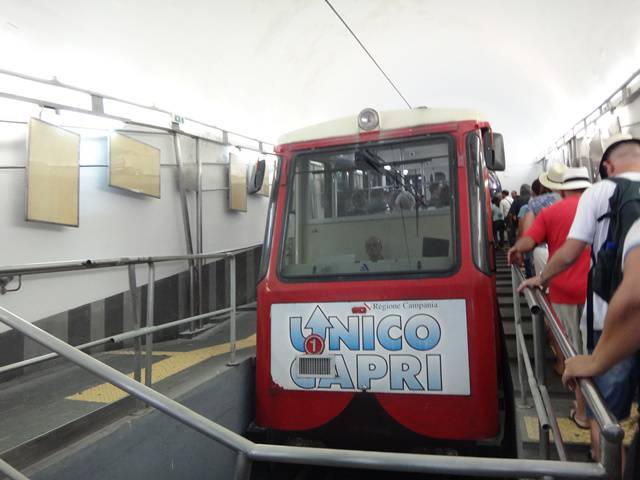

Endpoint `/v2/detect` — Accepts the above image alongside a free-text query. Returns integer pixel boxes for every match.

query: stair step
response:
[505,337,556,361]
[498,296,528,306]
[500,307,532,319]
[502,322,532,338]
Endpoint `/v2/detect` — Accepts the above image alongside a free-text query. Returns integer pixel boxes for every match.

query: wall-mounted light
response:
[0,72,90,110]
[39,108,124,131]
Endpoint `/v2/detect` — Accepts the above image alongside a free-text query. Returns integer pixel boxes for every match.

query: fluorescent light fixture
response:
[0,97,40,120]
[0,73,90,109]
[39,108,124,131]
[181,119,224,142]
[610,90,624,108]
[586,110,601,125]
[104,99,172,129]
[596,111,614,138]
[232,146,259,165]
[628,73,640,95]
[615,104,632,129]
[227,132,259,151]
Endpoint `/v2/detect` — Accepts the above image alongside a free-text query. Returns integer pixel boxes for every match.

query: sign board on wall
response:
[259,161,272,197]
[270,299,470,395]
[26,118,80,227]
[109,133,161,198]
[228,153,247,212]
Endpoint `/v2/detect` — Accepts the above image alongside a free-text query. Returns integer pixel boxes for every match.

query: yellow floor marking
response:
[103,350,178,356]
[67,334,256,404]
[524,411,638,446]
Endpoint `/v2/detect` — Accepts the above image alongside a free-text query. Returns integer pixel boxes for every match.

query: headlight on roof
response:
[358,108,379,131]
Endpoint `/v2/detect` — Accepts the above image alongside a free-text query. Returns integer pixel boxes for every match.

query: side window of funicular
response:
[279,138,457,279]
[466,132,491,274]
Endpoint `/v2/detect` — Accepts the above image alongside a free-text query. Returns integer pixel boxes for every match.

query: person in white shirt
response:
[563,218,640,478]
[519,132,640,462]
[499,190,513,218]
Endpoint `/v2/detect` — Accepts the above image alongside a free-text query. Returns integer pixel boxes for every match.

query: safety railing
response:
[0,304,611,479]
[511,264,624,479]
[0,243,260,379]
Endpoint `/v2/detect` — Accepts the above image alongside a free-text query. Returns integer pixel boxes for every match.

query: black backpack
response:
[587,177,640,349]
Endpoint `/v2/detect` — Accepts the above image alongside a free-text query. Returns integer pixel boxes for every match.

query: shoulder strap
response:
[586,269,594,351]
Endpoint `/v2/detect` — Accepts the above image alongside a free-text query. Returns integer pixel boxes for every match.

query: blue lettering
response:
[289,316,305,353]
[389,355,424,391]
[376,314,402,351]
[404,314,441,351]
[356,355,388,390]
[361,315,375,350]
[426,354,443,391]
[318,355,354,389]
[328,315,359,351]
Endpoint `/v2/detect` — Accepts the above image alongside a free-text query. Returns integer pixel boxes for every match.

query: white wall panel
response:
[0,123,269,333]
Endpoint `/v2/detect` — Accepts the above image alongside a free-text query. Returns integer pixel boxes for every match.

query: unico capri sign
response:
[270,299,470,395]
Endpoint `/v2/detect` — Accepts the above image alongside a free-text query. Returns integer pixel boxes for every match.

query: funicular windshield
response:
[279,136,457,279]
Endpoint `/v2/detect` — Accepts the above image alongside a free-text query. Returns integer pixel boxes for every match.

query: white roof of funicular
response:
[278,108,487,145]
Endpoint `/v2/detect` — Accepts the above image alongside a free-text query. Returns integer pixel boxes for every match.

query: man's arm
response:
[563,248,640,383]
[509,212,546,266]
[517,238,587,291]
[508,236,535,265]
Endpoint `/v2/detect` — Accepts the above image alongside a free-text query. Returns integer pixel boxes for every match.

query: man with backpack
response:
[563,217,640,478]
[518,132,640,463]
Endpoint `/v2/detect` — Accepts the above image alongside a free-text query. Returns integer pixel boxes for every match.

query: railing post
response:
[232,452,252,480]
[532,308,550,459]
[601,431,622,480]
[228,254,238,366]
[145,262,155,387]
[127,264,142,384]
[511,267,529,408]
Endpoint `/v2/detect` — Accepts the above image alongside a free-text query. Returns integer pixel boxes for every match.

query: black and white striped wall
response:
[0,246,261,382]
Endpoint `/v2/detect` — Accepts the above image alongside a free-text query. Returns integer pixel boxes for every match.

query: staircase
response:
[494,249,593,461]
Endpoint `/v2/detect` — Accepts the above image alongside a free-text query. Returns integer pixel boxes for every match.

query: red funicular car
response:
[253,108,511,453]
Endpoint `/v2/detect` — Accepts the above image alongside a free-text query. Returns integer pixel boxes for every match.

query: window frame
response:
[257,156,282,282]
[276,134,460,283]
[466,132,492,275]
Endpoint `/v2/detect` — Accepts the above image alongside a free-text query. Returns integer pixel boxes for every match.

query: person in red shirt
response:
[508,164,592,428]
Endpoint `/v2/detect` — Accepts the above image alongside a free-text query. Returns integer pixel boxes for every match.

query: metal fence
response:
[0,244,260,379]
[0,259,621,479]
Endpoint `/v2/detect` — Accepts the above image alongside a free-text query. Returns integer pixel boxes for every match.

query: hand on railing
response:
[517,274,544,293]
[562,355,604,391]
[506,246,523,266]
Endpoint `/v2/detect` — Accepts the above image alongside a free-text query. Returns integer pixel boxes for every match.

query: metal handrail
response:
[0,305,250,375]
[0,457,29,480]
[512,264,623,479]
[0,243,261,375]
[512,265,622,439]
[0,306,609,480]
[0,243,260,277]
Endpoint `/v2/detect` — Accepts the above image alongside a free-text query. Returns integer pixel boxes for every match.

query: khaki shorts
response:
[552,303,584,355]
[533,245,548,276]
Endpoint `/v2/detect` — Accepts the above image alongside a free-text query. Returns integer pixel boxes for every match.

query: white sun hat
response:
[539,163,591,191]
[599,132,640,179]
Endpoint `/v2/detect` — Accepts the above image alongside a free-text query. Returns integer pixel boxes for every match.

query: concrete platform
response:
[0,311,257,462]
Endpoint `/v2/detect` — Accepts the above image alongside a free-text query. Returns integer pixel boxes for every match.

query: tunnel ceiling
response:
[1,0,640,174]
